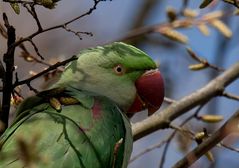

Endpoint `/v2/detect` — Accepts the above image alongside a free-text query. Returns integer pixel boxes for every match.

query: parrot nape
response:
[0,42,164,168]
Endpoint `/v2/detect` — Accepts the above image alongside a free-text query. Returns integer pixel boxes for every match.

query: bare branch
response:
[63,25,93,40]
[0,23,48,65]
[1,13,16,132]
[159,105,204,168]
[27,38,44,60]
[221,91,239,101]
[220,143,239,153]
[120,10,227,42]
[172,108,239,168]
[186,48,225,72]
[13,0,105,47]
[18,42,51,66]
[3,0,35,5]
[130,105,204,165]
[132,62,239,141]
[130,139,168,163]
[223,0,239,8]
[13,55,78,89]
[23,3,43,31]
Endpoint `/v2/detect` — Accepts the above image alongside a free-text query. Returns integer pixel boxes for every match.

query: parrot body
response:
[0,42,164,168]
[0,87,131,168]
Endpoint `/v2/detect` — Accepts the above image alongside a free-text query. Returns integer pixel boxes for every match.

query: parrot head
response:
[56,42,164,115]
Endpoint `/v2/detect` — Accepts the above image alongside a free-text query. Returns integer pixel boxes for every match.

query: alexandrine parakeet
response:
[0,42,164,168]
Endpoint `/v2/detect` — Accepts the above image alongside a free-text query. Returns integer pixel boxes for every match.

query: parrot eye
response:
[113,64,126,75]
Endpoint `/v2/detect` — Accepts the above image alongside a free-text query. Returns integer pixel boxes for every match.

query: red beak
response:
[128,70,164,115]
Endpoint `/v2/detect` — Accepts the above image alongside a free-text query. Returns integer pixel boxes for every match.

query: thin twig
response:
[13,55,78,89]
[27,38,44,60]
[159,105,204,168]
[221,91,239,101]
[172,108,239,168]
[129,105,204,165]
[3,0,36,5]
[120,10,227,42]
[63,25,93,40]
[129,139,168,163]
[23,3,43,31]
[26,83,38,93]
[169,124,194,138]
[220,143,239,153]
[18,42,51,66]
[13,0,105,48]
[0,23,49,65]
[187,48,225,72]
[223,0,239,8]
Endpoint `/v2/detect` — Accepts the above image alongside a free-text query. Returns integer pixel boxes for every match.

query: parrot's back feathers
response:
[0,87,132,168]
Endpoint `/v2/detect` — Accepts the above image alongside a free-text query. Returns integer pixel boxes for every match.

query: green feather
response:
[0,42,157,168]
[0,88,132,168]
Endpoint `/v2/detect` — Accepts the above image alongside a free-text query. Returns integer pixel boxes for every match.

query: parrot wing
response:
[0,87,132,168]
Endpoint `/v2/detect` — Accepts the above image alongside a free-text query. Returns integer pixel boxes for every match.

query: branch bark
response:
[1,13,16,132]
[172,108,239,168]
[132,62,239,141]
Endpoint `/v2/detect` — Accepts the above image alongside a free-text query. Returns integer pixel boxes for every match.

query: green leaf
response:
[199,0,214,8]
[10,3,20,15]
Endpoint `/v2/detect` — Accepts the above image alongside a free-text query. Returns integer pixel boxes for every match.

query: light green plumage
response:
[54,42,156,110]
[0,42,157,168]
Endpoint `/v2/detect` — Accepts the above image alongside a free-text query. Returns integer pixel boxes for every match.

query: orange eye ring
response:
[113,64,126,75]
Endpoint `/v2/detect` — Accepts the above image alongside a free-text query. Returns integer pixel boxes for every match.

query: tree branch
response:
[120,10,226,42]
[132,62,239,141]
[13,0,104,47]
[1,13,16,132]
[13,55,78,88]
[172,108,239,168]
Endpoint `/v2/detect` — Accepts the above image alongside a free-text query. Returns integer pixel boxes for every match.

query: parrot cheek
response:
[127,70,164,115]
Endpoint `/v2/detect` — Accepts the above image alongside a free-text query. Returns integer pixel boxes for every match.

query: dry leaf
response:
[197,23,210,36]
[59,97,79,105]
[183,9,198,18]
[172,20,193,28]
[210,19,232,38]
[199,115,224,123]
[195,131,214,162]
[160,28,188,44]
[203,11,224,20]
[189,63,208,71]
[49,97,62,111]
[205,151,214,162]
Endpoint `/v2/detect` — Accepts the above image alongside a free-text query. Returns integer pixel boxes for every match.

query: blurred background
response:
[1,0,239,167]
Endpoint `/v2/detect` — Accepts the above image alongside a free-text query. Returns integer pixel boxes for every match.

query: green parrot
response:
[0,42,164,168]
